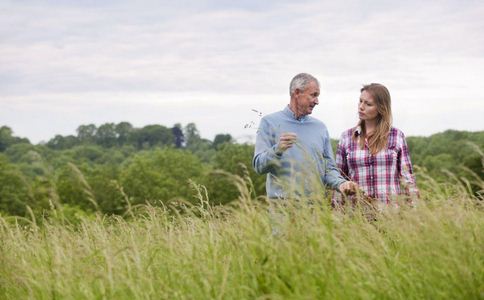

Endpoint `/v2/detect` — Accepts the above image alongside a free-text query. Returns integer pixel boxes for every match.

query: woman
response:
[334,83,418,207]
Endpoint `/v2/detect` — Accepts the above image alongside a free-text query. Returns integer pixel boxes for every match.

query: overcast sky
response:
[1,0,483,144]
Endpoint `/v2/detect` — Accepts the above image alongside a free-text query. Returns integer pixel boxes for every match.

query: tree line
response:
[0,123,482,221]
[39,122,231,151]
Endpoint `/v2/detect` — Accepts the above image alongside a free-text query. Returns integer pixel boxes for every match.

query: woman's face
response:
[358,90,379,122]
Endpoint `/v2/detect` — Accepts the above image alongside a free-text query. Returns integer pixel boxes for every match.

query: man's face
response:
[295,80,320,116]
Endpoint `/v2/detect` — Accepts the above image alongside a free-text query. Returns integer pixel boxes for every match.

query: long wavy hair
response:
[356,83,392,154]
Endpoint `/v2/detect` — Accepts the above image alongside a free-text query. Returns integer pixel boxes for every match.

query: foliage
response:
[183,123,215,162]
[0,126,30,152]
[43,122,181,150]
[172,123,184,148]
[0,155,33,216]
[55,163,98,212]
[407,130,484,194]
[0,123,482,220]
[46,134,79,150]
[95,123,118,147]
[203,143,265,205]
[213,133,233,149]
[407,130,483,175]
[120,148,203,205]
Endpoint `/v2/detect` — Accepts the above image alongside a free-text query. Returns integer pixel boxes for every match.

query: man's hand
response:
[276,132,297,154]
[339,181,359,195]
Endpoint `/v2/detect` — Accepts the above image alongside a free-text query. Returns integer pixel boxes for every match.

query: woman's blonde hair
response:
[356,83,392,154]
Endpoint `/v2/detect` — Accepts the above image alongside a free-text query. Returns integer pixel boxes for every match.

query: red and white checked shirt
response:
[334,127,418,204]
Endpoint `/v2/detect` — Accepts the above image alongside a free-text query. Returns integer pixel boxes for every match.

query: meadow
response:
[1,172,482,299]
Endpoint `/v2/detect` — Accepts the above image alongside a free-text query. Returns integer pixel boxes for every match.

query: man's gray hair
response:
[289,73,319,96]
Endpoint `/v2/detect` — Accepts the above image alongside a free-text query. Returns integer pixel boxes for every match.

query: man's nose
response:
[314,97,319,105]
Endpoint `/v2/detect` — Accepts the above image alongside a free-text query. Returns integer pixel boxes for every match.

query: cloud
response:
[0,0,483,142]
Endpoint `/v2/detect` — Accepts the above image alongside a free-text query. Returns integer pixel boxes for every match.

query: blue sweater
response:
[253,106,346,199]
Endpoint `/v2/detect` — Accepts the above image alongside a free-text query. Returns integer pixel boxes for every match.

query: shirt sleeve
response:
[321,128,347,190]
[335,132,349,179]
[332,132,349,204]
[252,117,282,174]
[397,130,419,198]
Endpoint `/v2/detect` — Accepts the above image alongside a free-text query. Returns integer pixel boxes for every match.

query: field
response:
[1,174,483,300]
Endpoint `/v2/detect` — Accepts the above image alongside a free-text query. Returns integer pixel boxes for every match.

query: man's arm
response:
[252,118,284,174]
[335,132,349,178]
[321,135,347,189]
[321,129,357,193]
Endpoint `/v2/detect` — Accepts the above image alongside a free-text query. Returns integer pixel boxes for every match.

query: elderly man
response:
[253,73,357,200]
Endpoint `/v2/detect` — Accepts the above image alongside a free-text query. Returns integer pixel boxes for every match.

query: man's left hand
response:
[339,181,359,195]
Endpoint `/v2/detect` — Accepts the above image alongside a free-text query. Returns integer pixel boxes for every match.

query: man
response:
[253,73,357,200]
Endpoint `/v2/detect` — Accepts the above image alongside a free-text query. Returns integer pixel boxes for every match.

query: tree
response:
[183,123,214,162]
[213,134,233,149]
[0,126,30,152]
[0,155,33,216]
[55,163,98,212]
[184,123,201,148]
[69,145,105,164]
[46,135,79,150]
[76,124,97,144]
[120,149,203,205]
[95,123,117,147]
[172,123,185,148]
[202,143,265,204]
[0,126,14,152]
[4,143,37,163]
[130,125,174,149]
[88,165,126,215]
[115,122,134,146]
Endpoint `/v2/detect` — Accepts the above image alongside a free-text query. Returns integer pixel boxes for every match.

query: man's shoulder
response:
[261,110,285,122]
[307,116,328,129]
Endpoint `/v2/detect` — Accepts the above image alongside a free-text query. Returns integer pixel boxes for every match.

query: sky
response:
[1,0,483,144]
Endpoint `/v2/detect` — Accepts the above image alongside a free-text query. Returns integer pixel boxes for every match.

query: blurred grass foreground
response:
[0,168,483,299]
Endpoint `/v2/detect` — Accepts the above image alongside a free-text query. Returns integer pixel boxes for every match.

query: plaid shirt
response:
[334,127,418,204]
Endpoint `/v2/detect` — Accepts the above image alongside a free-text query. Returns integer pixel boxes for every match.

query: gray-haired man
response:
[253,73,357,199]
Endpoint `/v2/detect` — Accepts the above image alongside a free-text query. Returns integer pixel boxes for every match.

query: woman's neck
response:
[364,120,377,136]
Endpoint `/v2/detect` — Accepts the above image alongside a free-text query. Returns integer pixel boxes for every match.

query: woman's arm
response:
[397,130,419,200]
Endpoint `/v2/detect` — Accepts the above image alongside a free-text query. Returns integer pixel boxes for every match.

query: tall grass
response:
[0,173,483,299]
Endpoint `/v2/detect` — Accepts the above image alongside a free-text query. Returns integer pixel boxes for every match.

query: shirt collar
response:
[354,125,362,137]
[283,105,309,122]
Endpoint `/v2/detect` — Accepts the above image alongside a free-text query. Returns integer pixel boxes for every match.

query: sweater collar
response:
[283,105,309,122]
